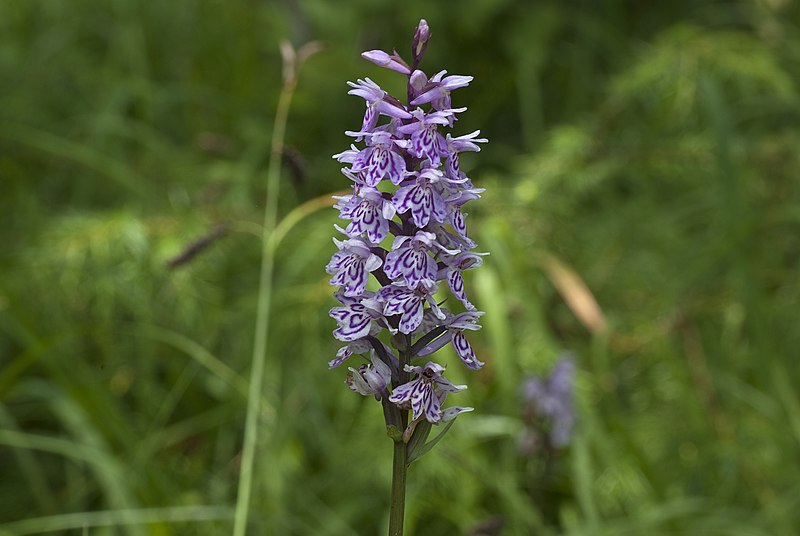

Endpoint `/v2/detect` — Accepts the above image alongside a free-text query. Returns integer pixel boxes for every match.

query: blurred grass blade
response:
[0,506,232,535]
[0,121,153,199]
[539,252,607,335]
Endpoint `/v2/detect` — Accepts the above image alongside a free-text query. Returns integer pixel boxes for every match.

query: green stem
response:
[388,440,408,536]
[388,337,412,536]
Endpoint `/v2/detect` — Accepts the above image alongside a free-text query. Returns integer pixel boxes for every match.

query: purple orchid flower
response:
[415,310,485,370]
[384,231,459,288]
[347,78,412,137]
[334,188,397,244]
[438,251,487,309]
[376,280,444,334]
[443,130,488,181]
[388,362,466,423]
[326,237,383,297]
[346,350,393,399]
[392,168,448,228]
[329,291,389,342]
[411,70,474,114]
[352,131,407,187]
[329,338,372,369]
[396,108,463,164]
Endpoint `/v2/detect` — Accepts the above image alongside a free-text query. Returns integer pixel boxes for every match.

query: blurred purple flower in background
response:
[521,354,576,451]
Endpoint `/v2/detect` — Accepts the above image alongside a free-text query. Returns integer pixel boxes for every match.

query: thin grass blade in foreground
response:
[232,40,321,536]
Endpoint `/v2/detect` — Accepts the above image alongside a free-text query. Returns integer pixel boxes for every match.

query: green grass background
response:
[2,0,800,534]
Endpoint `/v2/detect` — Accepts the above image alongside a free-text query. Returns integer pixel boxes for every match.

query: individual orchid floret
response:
[411,71,474,114]
[396,108,463,164]
[329,292,389,342]
[389,362,466,424]
[335,189,397,244]
[447,207,469,239]
[347,78,412,136]
[354,131,407,187]
[326,237,383,297]
[362,49,411,75]
[438,251,488,309]
[347,351,392,399]
[427,221,477,252]
[444,130,488,181]
[446,130,488,153]
[392,168,447,228]
[415,310,485,370]
[377,281,443,334]
[444,311,485,369]
[329,338,372,369]
[332,144,361,166]
[384,231,458,288]
[329,301,375,342]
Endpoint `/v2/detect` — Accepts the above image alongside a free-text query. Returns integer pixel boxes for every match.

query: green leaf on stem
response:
[407,420,457,464]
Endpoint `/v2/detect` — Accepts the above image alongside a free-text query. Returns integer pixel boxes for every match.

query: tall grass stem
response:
[232,50,298,536]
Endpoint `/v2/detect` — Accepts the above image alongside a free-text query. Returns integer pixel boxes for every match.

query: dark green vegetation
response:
[2,1,800,534]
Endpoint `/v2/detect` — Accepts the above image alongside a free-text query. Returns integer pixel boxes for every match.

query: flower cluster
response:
[327,19,487,434]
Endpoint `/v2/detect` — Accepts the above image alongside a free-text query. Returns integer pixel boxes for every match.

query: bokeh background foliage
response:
[2,0,800,534]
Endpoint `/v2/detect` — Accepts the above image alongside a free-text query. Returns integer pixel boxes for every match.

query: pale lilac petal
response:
[376,284,409,304]
[382,199,397,220]
[330,304,373,342]
[446,270,472,308]
[362,50,411,74]
[325,250,349,274]
[433,375,467,393]
[452,331,484,369]
[365,146,406,186]
[392,183,447,228]
[441,406,474,422]
[446,153,461,180]
[384,247,436,288]
[447,311,484,330]
[423,388,442,422]
[346,78,384,101]
[410,382,434,421]
[409,69,428,93]
[363,253,383,273]
[346,200,388,243]
[410,86,444,106]
[411,126,440,163]
[415,331,452,357]
[360,104,378,134]
[389,378,420,404]
[373,100,412,119]
[441,75,473,90]
[329,259,366,297]
[388,151,407,185]
[398,297,424,334]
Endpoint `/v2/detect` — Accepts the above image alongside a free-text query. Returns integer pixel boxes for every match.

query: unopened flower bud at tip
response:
[412,19,431,61]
